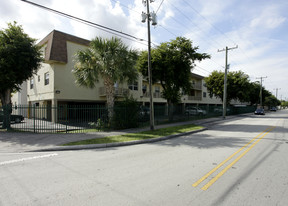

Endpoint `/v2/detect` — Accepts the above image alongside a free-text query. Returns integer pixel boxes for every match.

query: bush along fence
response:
[0,104,256,133]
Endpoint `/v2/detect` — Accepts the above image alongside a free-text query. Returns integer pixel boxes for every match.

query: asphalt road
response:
[0,110,288,206]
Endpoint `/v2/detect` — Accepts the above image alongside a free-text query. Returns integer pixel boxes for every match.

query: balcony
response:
[143,92,162,99]
[99,87,129,97]
[192,82,202,90]
[188,96,202,101]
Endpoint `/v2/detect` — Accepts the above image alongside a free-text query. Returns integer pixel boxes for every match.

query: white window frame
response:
[44,72,49,85]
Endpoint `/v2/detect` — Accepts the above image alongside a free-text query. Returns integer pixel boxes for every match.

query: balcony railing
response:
[143,92,162,98]
[188,96,202,101]
[192,82,202,90]
[99,87,129,97]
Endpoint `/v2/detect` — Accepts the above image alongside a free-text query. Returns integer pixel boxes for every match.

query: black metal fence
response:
[0,104,256,133]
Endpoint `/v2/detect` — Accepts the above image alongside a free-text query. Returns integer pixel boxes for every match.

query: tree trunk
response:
[0,89,12,129]
[104,78,115,125]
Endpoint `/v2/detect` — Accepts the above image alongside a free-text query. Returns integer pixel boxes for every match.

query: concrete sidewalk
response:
[0,115,249,153]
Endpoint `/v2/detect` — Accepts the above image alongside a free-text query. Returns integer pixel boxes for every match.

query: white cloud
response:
[1,0,288,99]
[250,6,286,29]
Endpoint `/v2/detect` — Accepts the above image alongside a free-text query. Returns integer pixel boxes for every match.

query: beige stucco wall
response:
[53,41,105,102]
[11,82,27,105]
[27,61,55,103]
[26,40,243,107]
[201,83,222,105]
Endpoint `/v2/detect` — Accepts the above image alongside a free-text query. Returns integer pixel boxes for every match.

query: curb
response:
[31,128,207,152]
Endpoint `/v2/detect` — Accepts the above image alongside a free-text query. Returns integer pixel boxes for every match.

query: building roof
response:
[37,30,207,79]
[38,30,90,64]
[191,72,204,79]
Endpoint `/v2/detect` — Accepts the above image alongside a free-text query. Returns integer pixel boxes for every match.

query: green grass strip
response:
[62,124,204,146]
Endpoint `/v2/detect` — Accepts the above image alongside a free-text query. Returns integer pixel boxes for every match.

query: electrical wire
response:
[181,0,255,65]
[195,65,212,74]
[20,0,148,46]
[156,0,165,14]
[182,0,237,46]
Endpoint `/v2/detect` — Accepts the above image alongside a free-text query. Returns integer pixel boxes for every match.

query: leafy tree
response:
[73,37,138,123]
[248,82,271,106]
[204,70,251,104]
[248,82,261,105]
[264,95,281,107]
[0,22,42,128]
[281,100,288,108]
[137,37,210,120]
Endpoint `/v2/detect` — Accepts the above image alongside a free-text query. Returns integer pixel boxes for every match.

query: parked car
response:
[270,107,277,111]
[185,107,206,116]
[214,108,230,114]
[254,108,265,115]
[139,106,150,121]
[0,110,24,123]
[139,106,150,116]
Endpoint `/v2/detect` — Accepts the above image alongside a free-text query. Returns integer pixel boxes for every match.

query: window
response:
[203,92,207,98]
[142,85,147,94]
[128,81,138,91]
[44,72,49,85]
[190,90,195,96]
[155,86,160,93]
[30,78,34,89]
[38,75,40,82]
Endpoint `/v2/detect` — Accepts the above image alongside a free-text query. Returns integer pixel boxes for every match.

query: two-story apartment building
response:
[13,30,229,121]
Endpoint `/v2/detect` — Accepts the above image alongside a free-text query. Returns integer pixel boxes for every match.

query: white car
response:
[185,107,206,116]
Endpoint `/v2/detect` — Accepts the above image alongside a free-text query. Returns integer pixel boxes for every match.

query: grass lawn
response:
[62,124,204,146]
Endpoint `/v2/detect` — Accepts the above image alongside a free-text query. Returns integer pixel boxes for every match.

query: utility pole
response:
[256,76,267,108]
[141,0,157,130]
[218,45,238,119]
[274,88,281,99]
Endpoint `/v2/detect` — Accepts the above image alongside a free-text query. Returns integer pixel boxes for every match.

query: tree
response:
[0,22,42,128]
[204,70,251,104]
[248,82,261,105]
[264,95,281,108]
[281,100,288,108]
[73,37,138,123]
[137,37,210,120]
[248,82,271,106]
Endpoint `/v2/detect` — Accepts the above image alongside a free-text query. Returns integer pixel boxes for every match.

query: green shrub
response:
[111,96,140,129]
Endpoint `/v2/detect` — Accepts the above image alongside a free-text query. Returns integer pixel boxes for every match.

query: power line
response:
[166,0,224,49]
[161,1,228,69]
[110,0,252,72]
[182,0,237,46]
[21,0,148,46]
[156,0,165,14]
[108,0,224,71]
[195,65,211,75]
[158,24,178,38]
[181,0,255,65]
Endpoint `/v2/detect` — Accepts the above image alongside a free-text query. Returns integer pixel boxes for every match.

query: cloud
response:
[250,5,286,29]
[1,0,288,99]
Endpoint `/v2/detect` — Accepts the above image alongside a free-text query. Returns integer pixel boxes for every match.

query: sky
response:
[1,0,288,100]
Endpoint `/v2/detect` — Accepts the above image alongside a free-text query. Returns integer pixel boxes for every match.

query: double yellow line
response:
[193,126,276,191]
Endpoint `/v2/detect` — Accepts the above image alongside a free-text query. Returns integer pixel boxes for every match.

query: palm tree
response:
[73,37,138,122]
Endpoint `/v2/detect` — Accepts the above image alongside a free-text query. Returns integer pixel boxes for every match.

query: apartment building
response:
[12,30,226,121]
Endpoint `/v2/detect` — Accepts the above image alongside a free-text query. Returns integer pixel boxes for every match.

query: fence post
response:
[33,105,36,133]
[66,105,68,133]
